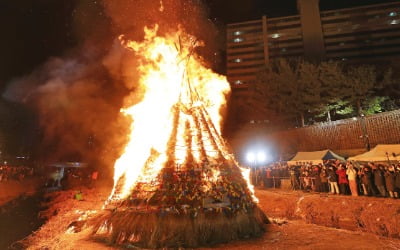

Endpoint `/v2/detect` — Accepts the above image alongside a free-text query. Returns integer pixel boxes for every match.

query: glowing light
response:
[233,37,243,43]
[234,80,243,85]
[257,151,267,163]
[271,33,280,39]
[246,152,255,163]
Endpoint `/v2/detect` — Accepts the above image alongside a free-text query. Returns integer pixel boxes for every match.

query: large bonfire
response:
[92,25,268,248]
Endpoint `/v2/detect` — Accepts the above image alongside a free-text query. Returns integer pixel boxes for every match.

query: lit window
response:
[390,20,400,25]
[233,37,243,43]
[234,80,243,85]
[234,31,242,36]
[389,12,397,17]
[271,33,280,39]
[341,58,347,61]
[234,58,242,63]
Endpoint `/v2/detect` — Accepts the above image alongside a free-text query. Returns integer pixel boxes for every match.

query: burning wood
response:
[91,26,268,248]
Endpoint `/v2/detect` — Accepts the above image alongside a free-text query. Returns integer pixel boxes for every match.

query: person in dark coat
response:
[360,166,373,196]
[312,166,321,192]
[384,165,396,198]
[394,165,400,198]
[327,166,339,194]
[320,168,329,192]
[373,165,387,197]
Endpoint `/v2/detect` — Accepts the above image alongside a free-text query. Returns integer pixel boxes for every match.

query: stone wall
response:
[268,110,400,155]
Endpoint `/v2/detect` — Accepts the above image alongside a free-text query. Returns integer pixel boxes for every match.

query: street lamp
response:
[245,149,269,186]
[359,114,371,151]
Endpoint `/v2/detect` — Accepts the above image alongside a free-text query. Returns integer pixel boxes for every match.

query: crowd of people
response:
[0,165,34,182]
[253,160,400,198]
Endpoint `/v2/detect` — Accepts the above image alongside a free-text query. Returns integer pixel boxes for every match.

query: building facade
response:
[226,0,400,89]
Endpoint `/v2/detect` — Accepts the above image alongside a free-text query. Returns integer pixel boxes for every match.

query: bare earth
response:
[0,178,40,206]
[9,181,400,250]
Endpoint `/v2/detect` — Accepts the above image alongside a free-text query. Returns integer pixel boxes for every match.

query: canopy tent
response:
[287,150,345,166]
[348,144,400,162]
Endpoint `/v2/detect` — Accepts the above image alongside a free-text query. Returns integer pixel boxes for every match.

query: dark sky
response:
[207,0,398,22]
[0,0,397,86]
[0,0,397,156]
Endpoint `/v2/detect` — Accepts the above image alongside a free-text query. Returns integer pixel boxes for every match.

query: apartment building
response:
[227,0,400,89]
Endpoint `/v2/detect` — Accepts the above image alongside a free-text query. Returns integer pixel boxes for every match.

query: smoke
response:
[2,0,222,173]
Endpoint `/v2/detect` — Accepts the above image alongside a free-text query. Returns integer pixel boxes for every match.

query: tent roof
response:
[348,144,400,162]
[288,149,345,164]
[48,162,88,168]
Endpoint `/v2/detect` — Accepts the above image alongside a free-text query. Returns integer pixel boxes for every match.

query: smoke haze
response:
[2,0,222,173]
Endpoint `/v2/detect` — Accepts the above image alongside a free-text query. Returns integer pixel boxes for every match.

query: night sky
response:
[0,0,397,156]
[0,0,397,86]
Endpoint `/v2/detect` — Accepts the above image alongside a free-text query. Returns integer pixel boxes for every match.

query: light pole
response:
[359,114,371,151]
[246,150,268,186]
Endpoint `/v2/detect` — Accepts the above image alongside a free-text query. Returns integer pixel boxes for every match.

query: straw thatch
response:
[91,205,268,248]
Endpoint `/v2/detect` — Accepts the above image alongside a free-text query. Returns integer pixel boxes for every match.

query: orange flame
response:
[107,25,257,203]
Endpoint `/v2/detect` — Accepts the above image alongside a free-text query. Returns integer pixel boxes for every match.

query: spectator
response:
[373,165,387,197]
[312,166,321,192]
[320,168,329,192]
[303,171,312,192]
[336,164,349,195]
[395,165,400,198]
[360,166,374,196]
[327,166,339,194]
[289,166,300,190]
[384,165,396,198]
[346,163,358,196]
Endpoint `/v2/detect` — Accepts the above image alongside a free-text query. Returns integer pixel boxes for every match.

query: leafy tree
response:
[294,60,321,126]
[342,65,377,115]
[255,59,321,127]
[317,61,349,121]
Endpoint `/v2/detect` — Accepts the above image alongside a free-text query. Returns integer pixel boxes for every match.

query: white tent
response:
[287,149,345,166]
[348,144,400,162]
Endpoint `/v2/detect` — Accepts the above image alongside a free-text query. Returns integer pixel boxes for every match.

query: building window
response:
[389,12,397,17]
[234,58,242,63]
[234,31,242,36]
[390,20,399,25]
[271,33,280,39]
[234,80,243,85]
[233,37,243,43]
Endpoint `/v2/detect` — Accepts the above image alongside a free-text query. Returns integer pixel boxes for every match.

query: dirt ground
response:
[9,183,400,249]
[0,178,40,206]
